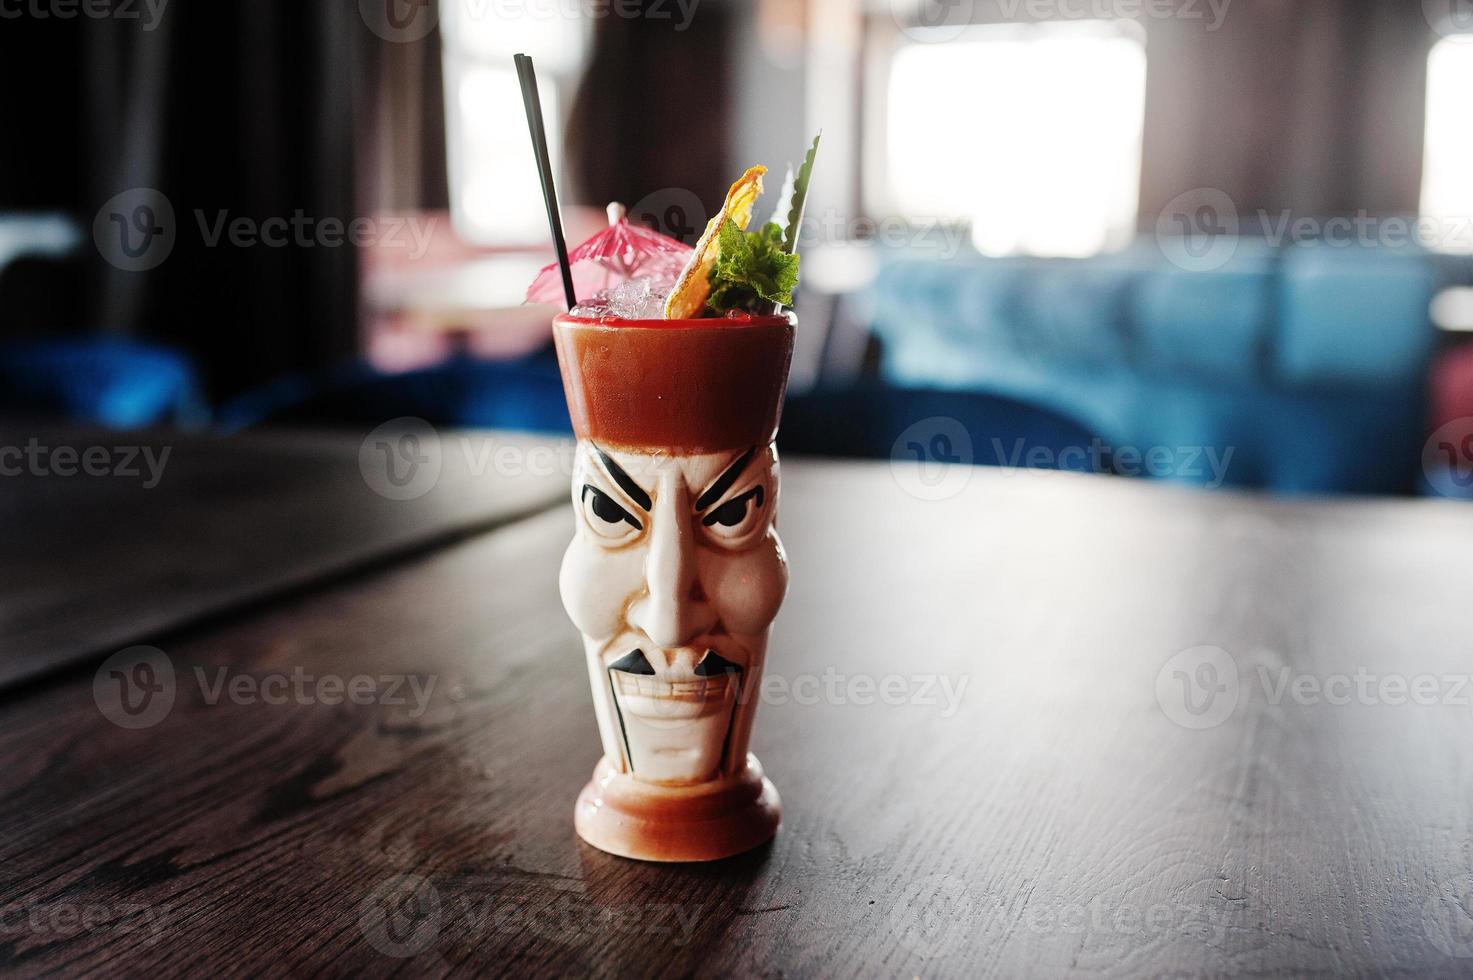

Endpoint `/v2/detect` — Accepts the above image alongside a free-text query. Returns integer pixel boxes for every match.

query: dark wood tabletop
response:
[1,431,1471,977]
[0,423,569,688]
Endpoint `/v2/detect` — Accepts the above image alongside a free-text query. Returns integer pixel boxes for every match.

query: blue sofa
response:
[866,241,1441,494]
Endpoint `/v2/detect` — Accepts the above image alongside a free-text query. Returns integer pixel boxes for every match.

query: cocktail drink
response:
[534,139,819,861]
[554,312,793,861]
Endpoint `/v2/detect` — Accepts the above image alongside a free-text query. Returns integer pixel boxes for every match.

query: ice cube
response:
[570,275,675,320]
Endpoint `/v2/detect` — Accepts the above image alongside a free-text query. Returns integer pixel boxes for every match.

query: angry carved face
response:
[559,441,788,785]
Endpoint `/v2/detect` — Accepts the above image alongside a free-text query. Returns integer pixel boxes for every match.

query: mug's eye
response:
[581,484,641,542]
[701,485,765,541]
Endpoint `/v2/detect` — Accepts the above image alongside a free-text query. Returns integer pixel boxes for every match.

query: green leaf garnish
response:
[781,131,821,253]
[706,221,800,315]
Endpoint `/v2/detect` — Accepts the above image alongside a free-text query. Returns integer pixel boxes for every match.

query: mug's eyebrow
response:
[696,446,757,512]
[594,448,652,512]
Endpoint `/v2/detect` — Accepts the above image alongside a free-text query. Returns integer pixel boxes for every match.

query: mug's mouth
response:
[608,649,742,720]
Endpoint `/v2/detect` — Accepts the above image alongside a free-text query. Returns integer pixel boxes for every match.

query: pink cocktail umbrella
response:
[525,203,694,307]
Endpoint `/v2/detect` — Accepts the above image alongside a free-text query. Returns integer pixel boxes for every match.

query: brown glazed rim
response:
[553,312,794,330]
[552,311,795,454]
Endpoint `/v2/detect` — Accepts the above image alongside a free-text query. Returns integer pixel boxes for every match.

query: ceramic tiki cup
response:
[552,312,794,862]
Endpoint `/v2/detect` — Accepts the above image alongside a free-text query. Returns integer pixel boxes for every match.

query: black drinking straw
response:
[515,53,577,309]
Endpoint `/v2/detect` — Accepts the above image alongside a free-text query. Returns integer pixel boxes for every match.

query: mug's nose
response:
[628,482,716,649]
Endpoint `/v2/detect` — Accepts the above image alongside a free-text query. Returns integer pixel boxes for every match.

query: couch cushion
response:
[1129,255,1274,384]
[1275,245,1435,389]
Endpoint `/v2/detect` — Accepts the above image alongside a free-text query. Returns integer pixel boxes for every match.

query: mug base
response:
[574,753,781,862]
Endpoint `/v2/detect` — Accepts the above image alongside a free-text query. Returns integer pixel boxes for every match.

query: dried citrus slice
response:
[663,165,766,319]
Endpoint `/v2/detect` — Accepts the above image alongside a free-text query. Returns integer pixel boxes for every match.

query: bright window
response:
[1421,36,1473,253]
[874,20,1146,258]
[441,1,586,245]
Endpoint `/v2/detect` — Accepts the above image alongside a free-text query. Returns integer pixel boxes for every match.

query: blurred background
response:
[3,0,1473,496]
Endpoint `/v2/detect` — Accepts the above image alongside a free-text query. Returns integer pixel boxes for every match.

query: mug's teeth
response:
[614,673,737,700]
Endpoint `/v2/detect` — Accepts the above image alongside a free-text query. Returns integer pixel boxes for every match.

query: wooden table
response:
[1,430,1471,977]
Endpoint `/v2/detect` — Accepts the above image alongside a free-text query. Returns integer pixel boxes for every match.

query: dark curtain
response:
[566,1,734,243]
[361,24,449,213]
[1138,0,1435,226]
[0,0,364,401]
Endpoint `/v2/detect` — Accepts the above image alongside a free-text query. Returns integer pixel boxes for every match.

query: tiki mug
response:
[552,312,794,862]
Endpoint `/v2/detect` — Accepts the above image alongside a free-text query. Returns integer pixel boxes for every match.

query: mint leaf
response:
[781,131,821,253]
[706,221,800,315]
